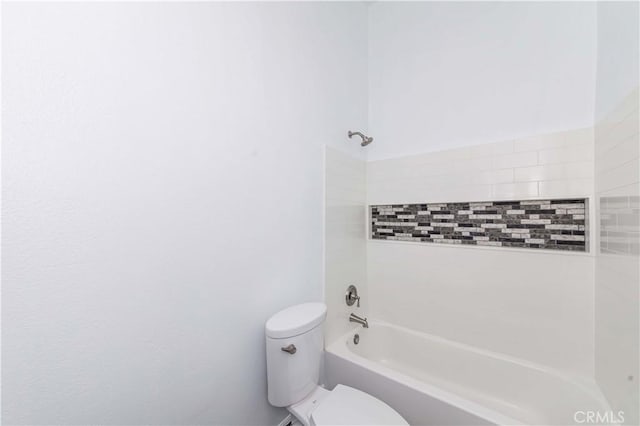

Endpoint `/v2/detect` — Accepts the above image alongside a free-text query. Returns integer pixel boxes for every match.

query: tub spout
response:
[349,313,369,328]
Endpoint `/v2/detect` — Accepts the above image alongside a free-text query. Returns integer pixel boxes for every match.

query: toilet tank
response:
[265,303,327,407]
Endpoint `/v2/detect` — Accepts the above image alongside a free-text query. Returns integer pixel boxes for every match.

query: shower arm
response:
[348,130,374,147]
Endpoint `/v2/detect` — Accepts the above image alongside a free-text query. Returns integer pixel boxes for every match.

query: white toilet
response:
[265,303,408,426]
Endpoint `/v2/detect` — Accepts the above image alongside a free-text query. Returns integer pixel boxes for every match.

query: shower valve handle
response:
[345,285,360,307]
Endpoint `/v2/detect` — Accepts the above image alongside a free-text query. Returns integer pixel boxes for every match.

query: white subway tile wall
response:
[367,237,595,376]
[594,88,639,425]
[325,147,367,345]
[365,128,597,376]
[367,127,594,206]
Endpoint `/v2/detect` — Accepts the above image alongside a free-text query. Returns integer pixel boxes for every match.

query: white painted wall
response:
[367,1,597,161]
[595,2,640,121]
[2,3,367,424]
[366,130,596,375]
[324,148,367,345]
[594,2,640,423]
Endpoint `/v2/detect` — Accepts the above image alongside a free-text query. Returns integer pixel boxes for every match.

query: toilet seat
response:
[310,385,408,426]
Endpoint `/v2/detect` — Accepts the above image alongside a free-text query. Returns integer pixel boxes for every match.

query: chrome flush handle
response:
[281,344,296,354]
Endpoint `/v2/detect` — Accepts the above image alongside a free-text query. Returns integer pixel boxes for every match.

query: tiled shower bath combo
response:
[371,199,587,251]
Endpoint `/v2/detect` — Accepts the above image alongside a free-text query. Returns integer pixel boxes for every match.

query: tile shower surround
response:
[600,195,640,255]
[371,199,587,251]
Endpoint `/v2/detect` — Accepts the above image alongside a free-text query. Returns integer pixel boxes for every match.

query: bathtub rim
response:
[325,320,612,426]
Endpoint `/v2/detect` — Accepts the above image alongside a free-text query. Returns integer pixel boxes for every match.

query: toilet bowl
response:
[265,303,408,426]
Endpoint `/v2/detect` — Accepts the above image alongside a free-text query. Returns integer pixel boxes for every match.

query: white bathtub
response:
[325,321,613,425]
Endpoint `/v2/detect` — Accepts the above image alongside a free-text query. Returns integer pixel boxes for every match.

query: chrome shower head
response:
[348,130,373,147]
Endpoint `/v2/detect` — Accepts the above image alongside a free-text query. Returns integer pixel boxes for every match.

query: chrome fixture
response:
[345,284,360,307]
[281,344,297,354]
[348,130,373,146]
[349,313,369,328]
[353,333,360,345]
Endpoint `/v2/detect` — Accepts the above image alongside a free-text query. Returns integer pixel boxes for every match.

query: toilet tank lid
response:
[265,303,327,339]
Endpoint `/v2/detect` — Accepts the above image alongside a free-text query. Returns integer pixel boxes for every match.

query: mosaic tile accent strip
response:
[600,195,640,255]
[371,199,587,251]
